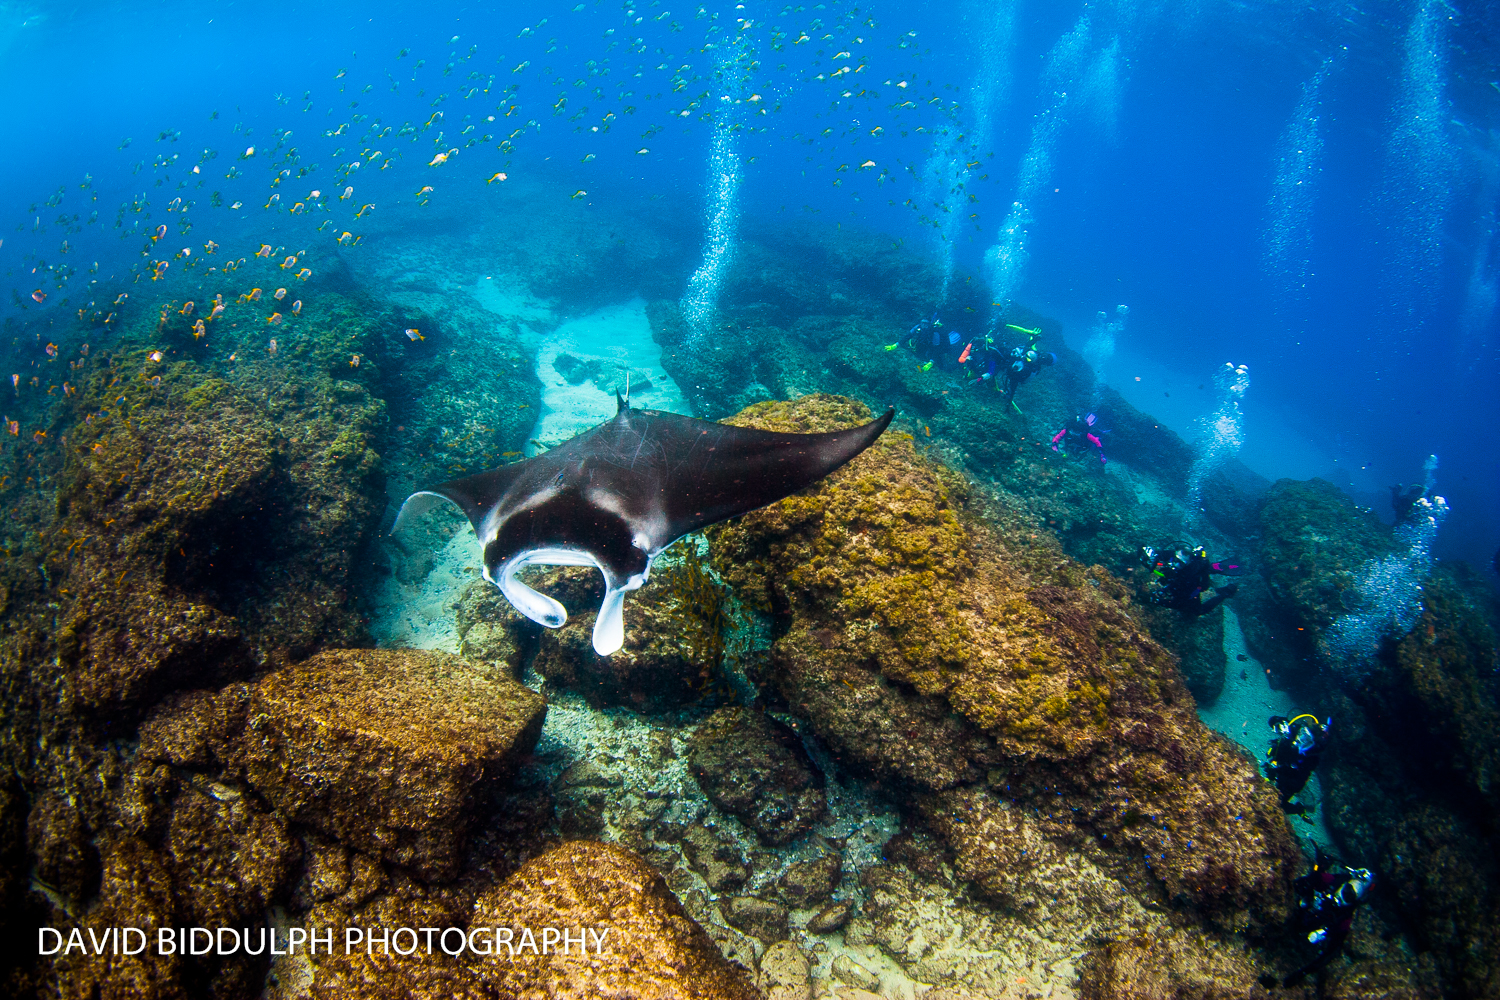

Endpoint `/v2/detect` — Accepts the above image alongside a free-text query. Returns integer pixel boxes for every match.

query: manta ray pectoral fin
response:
[497,548,599,629]
[392,490,459,537]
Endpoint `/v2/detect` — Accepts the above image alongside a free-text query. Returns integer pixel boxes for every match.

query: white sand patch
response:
[528,297,691,452]
[367,526,483,653]
[470,272,556,326]
[1200,606,1336,855]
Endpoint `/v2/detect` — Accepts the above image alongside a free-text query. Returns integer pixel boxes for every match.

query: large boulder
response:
[242,648,545,880]
[304,841,759,999]
[708,395,1297,930]
[687,707,826,846]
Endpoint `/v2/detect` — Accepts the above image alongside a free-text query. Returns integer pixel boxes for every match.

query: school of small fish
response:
[0,4,965,451]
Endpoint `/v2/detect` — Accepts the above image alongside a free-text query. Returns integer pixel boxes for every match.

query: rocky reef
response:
[1,205,1488,1000]
[708,395,1298,934]
[1254,478,1500,999]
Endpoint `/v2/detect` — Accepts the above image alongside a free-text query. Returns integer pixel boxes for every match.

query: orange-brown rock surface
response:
[709,394,1297,930]
[243,649,546,880]
[304,841,759,1000]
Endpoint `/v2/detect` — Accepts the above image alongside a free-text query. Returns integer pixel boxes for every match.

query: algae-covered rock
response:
[758,940,813,1000]
[455,578,530,673]
[1324,693,1500,1000]
[1362,568,1500,819]
[1258,477,1398,634]
[724,894,789,944]
[688,707,826,846]
[831,953,881,991]
[679,821,751,893]
[470,840,761,999]
[530,545,732,711]
[777,850,841,908]
[243,648,545,880]
[806,900,852,933]
[1077,930,1290,1000]
[27,788,101,906]
[36,755,299,1000]
[1139,600,1227,705]
[708,394,1297,929]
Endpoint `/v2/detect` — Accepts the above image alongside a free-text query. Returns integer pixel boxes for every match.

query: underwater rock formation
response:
[1138,599,1228,705]
[50,353,385,713]
[775,850,841,909]
[0,325,403,997]
[1255,476,1500,998]
[454,578,531,672]
[468,841,760,999]
[1258,478,1399,638]
[243,649,546,880]
[301,841,759,1000]
[526,546,735,711]
[688,707,827,846]
[708,394,1298,931]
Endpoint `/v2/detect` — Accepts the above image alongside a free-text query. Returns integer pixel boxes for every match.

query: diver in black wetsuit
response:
[1002,347,1055,405]
[906,314,966,369]
[1281,851,1374,988]
[988,323,1051,407]
[1265,714,1328,816]
[1140,544,1244,618]
[1390,482,1426,525]
[962,339,1005,386]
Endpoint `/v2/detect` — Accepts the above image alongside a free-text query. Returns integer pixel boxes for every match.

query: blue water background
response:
[0,0,1495,565]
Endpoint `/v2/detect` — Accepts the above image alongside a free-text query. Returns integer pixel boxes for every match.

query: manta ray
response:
[395,398,893,656]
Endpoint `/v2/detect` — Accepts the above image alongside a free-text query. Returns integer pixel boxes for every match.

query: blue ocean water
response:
[1,0,1495,566]
[3,4,1500,997]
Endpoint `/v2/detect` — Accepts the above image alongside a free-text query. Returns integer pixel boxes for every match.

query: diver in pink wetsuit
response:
[1050,412,1108,465]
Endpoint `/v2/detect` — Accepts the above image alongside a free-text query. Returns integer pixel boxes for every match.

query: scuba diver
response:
[902,314,966,370]
[961,338,1006,386]
[1282,850,1374,988]
[1139,543,1244,618]
[1389,482,1426,525]
[995,323,1054,409]
[1003,347,1056,407]
[1050,413,1108,466]
[1264,714,1328,816]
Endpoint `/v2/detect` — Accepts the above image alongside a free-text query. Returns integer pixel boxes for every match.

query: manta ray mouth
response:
[488,546,652,656]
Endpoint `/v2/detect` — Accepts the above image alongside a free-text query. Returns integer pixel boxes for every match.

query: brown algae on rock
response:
[243,648,546,880]
[710,394,1297,931]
